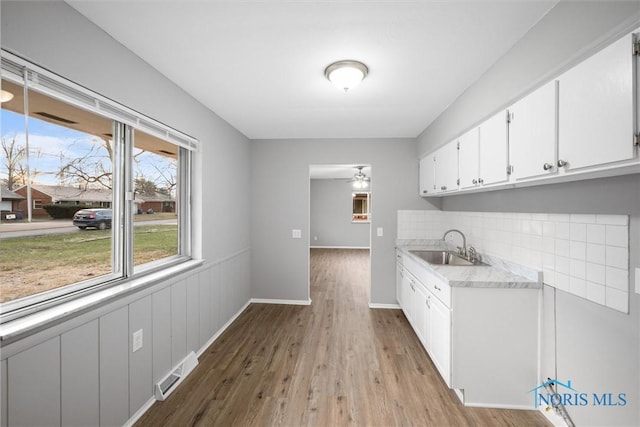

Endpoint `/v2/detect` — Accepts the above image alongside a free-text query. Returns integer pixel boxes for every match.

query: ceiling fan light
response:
[0,89,14,103]
[325,60,368,92]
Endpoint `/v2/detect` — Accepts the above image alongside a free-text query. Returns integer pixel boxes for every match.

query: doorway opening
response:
[308,164,372,303]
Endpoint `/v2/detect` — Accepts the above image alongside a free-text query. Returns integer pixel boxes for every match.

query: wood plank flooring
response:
[136,248,550,426]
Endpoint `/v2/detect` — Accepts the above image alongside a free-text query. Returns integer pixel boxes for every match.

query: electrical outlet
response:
[635,268,640,295]
[133,329,143,352]
[292,229,302,239]
[377,227,383,237]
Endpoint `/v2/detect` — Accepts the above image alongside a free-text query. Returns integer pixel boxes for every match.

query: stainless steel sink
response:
[409,250,485,266]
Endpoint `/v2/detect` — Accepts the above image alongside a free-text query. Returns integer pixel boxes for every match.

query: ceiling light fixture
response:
[324,60,368,92]
[352,166,370,189]
[0,89,14,103]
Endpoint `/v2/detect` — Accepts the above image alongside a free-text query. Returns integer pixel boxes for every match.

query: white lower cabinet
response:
[426,291,451,385]
[396,250,539,409]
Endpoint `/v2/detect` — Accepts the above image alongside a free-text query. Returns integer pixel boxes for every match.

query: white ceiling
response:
[67,1,557,140]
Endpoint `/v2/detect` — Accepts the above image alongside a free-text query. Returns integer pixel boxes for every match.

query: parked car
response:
[73,208,112,230]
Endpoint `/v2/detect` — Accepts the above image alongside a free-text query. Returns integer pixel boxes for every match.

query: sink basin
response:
[409,250,485,266]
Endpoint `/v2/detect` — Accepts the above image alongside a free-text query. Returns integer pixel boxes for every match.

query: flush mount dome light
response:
[324,60,368,92]
[0,89,14,103]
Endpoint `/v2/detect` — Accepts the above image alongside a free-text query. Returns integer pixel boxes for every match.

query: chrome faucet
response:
[443,229,466,257]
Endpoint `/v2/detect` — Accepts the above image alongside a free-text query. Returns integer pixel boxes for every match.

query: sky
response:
[1,108,175,191]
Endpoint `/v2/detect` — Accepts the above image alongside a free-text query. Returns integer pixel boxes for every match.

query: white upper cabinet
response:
[458,128,479,189]
[434,141,459,193]
[478,110,509,185]
[419,28,639,198]
[558,31,636,171]
[509,81,558,180]
[419,154,436,196]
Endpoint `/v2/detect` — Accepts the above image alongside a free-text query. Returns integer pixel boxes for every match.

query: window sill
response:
[0,259,203,344]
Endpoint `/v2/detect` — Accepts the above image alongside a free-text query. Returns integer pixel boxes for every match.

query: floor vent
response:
[155,351,198,401]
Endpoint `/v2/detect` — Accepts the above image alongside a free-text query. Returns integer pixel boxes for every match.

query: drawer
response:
[404,254,451,307]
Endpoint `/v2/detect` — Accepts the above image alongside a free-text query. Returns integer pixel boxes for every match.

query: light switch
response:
[377,227,383,237]
[292,229,302,239]
[132,329,143,352]
[635,268,640,295]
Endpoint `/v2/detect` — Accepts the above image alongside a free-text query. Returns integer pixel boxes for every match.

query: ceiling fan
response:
[349,166,370,189]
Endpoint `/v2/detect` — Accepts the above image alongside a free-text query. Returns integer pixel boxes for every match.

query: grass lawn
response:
[0,224,178,302]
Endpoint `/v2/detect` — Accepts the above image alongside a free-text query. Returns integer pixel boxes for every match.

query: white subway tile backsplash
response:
[586,262,606,285]
[586,243,606,265]
[556,222,571,240]
[570,214,597,224]
[543,237,555,255]
[397,210,630,314]
[605,287,628,312]
[597,214,628,226]
[605,225,628,248]
[586,282,606,305]
[586,224,606,245]
[555,239,570,258]
[556,256,570,275]
[570,223,587,242]
[556,273,570,292]
[570,259,586,280]
[570,277,587,298]
[606,266,629,292]
[570,241,586,260]
[606,246,628,270]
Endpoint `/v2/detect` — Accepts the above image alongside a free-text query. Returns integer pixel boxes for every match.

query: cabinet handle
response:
[543,163,553,171]
[557,159,568,168]
[472,179,478,185]
[426,296,431,308]
[434,284,441,292]
[422,190,428,194]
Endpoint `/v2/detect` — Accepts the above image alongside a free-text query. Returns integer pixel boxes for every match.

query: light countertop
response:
[396,241,542,289]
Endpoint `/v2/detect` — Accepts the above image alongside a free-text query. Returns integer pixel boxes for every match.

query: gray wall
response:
[1,1,252,425]
[417,2,640,425]
[310,179,370,248]
[417,1,640,156]
[251,138,431,304]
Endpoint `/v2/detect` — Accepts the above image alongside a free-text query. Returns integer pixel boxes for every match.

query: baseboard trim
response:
[463,401,534,410]
[309,246,370,250]
[251,298,312,306]
[539,406,569,426]
[368,303,401,309]
[197,300,251,359]
[124,396,156,427]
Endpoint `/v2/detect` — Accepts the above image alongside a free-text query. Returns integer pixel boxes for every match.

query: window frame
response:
[0,51,198,323]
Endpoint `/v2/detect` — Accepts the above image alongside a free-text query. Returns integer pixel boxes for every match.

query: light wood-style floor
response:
[136,248,549,426]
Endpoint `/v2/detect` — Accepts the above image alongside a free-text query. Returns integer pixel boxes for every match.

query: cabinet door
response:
[435,140,459,193]
[458,128,479,189]
[419,154,436,196]
[413,283,428,345]
[479,110,509,185]
[429,295,452,386]
[558,31,635,170]
[509,81,558,180]
[401,270,414,321]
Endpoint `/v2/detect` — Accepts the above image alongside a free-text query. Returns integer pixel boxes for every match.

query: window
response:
[0,51,197,321]
[352,192,370,222]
